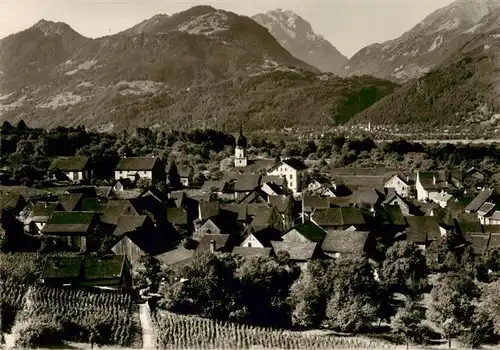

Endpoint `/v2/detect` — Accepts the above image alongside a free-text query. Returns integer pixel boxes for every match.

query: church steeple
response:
[235,123,248,167]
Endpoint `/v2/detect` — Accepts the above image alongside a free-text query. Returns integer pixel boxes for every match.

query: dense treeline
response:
[2,121,500,187]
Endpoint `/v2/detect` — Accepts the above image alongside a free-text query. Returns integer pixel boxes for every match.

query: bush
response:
[14,316,64,348]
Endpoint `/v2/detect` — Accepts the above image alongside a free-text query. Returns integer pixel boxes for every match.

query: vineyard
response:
[12,285,141,347]
[152,311,392,349]
[0,281,29,332]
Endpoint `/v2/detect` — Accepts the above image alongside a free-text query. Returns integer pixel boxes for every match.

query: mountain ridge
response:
[252,9,348,75]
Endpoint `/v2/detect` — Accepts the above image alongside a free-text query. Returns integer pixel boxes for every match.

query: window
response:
[289,174,293,179]
[248,242,252,247]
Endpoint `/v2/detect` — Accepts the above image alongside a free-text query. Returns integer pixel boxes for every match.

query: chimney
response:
[209,239,216,253]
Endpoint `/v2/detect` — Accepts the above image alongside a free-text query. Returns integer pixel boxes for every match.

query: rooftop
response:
[52,156,90,172]
[115,157,158,171]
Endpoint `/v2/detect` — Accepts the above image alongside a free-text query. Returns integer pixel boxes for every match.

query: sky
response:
[0,0,454,57]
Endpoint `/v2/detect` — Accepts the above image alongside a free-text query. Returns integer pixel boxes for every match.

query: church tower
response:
[235,124,248,167]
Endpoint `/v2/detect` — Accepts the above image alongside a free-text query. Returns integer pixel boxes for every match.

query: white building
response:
[114,156,163,183]
[51,156,93,182]
[384,174,410,197]
[267,159,308,194]
[415,171,448,202]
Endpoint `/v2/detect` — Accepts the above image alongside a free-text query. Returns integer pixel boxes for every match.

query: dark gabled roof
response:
[478,202,496,216]
[250,207,275,228]
[125,226,173,256]
[456,213,483,234]
[405,216,441,242]
[31,202,60,218]
[270,241,317,261]
[465,189,494,213]
[303,195,330,211]
[203,213,240,235]
[246,203,271,217]
[430,208,455,227]
[80,198,108,213]
[268,195,291,213]
[41,256,84,279]
[238,190,267,205]
[234,175,261,192]
[261,182,285,196]
[95,186,116,199]
[312,207,365,227]
[261,175,285,187]
[349,188,383,206]
[220,204,247,221]
[115,178,133,189]
[169,191,186,208]
[379,205,406,226]
[201,180,227,193]
[58,193,83,211]
[382,192,409,208]
[113,215,148,237]
[177,166,192,178]
[199,201,220,220]
[232,247,272,258]
[488,233,500,249]
[0,192,26,211]
[328,196,351,207]
[52,156,90,171]
[101,200,138,225]
[288,222,327,243]
[385,173,409,186]
[464,233,490,254]
[321,230,369,254]
[167,207,188,226]
[155,246,195,266]
[417,171,448,191]
[81,255,126,280]
[282,158,308,171]
[246,226,282,247]
[195,234,231,254]
[334,175,387,189]
[115,157,158,171]
[42,211,96,235]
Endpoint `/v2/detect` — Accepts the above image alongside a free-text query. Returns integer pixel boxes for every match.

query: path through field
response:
[139,303,156,349]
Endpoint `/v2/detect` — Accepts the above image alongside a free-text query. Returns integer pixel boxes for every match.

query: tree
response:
[380,241,428,296]
[324,294,378,333]
[16,120,27,130]
[476,280,500,335]
[136,177,152,189]
[139,254,161,292]
[392,301,426,349]
[429,272,479,345]
[167,160,182,189]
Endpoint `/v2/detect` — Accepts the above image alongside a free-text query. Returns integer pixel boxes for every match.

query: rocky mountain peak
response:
[33,19,78,37]
[252,9,347,75]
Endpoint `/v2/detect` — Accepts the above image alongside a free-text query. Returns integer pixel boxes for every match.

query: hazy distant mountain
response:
[353,9,500,129]
[252,9,348,75]
[346,0,500,82]
[0,6,395,131]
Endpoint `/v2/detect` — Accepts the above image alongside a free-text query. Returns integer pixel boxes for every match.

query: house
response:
[404,216,442,249]
[95,186,118,199]
[238,189,268,205]
[111,220,173,266]
[193,213,240,241]
[464,167,486,187]
[302,195,330,223]
[240,226,282,248]
[270,241,319,269]
[415,171,449,202]
[41,211,98,251]
[477,202,496,224]
[261,175,286,188]
[51,156,92,182]
[154,246,195,267]
[349,188,384,209]
[282,221,327,244]
[0,192,27,217]
[58,193,83,212]
[311,207,366,231]
[201,180,229,196]
[177,166,193,187]
[464,233,490,255]
[40,254,132,290]
[166,207,190,232]
[382,191,411,215]
[261,182,285,197]
[465,189,494,213]
[114,178,133,192]
[431,192,454,208]
[234,175,261,201]
[455,213,483,235]
[24,202,61,234]
[306,178,336,197]
[114,156,164,184]
[267,158,308,194]
[249,206,283,232]
[384,174,410,197]
[268,195,294,230]
[232,246,273,258]
[321,230,370,258]
[195,234,232,254]
[198,201,220,221]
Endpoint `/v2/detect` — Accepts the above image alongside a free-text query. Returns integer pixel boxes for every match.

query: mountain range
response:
[0,1,499,131]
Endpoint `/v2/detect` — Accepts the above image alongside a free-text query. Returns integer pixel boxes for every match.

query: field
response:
[152,311,392,349]
[10,285,141,348]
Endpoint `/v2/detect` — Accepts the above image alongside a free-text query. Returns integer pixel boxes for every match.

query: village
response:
[1,127,498,284]
[1,126,500,349]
